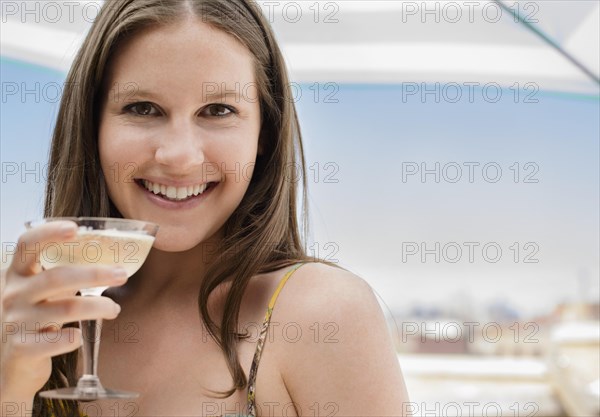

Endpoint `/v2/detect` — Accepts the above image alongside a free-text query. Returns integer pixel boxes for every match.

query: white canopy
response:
[2,0,599,95]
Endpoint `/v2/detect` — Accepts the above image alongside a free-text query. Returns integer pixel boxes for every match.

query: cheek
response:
[98,121,116,182]
[98,119,141,201]
[220,143,258,184]
[215,119,261,184]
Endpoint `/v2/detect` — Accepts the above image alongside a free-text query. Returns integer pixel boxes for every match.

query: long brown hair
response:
[36,0,337,415]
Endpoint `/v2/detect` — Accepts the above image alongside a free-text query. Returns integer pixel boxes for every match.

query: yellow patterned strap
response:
[246,262,305,416]
[267,262,305,313]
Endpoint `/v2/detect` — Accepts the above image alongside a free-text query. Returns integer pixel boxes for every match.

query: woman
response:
[1,0,410,415]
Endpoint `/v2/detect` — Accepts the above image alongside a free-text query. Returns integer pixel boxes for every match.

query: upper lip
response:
[135,176,219,187]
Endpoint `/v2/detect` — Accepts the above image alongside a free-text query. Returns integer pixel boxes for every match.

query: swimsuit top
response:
[49,262,305,417]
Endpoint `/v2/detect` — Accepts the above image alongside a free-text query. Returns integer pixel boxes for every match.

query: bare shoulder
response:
[275,261,379,322]
[269,261,390,353]
[293,261,370,289]
[270,262,410,414]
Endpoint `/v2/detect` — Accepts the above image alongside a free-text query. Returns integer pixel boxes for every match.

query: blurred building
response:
[393,300,600,416]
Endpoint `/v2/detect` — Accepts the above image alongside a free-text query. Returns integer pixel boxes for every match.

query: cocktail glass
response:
[24,217,159,400]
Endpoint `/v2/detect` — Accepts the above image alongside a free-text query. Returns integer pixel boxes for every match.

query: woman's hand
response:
[0,220,127,401]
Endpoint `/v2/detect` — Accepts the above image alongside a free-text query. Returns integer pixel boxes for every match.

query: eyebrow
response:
[108,86,157,102]
[110,86,242,102]
[131,89,157,100]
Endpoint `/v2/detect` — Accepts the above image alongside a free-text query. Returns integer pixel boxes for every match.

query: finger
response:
[33,296,122,325]
[9,221,78,277]
[8,327,83,359]
[27,265,128,303]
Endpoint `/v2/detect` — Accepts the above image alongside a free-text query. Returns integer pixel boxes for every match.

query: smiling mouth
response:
[135,179,218,202]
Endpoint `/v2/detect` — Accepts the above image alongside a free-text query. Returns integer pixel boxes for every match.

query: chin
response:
[151,225,223,254]
[152,239,198,253]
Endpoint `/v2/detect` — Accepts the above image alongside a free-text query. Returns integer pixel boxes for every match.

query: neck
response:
[117,238,224,305]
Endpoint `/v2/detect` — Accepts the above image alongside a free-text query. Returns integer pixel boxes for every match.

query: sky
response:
[297,83,599,317]
[1,56,599,318]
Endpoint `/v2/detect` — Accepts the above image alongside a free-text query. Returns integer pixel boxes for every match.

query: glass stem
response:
[77,318,105,394]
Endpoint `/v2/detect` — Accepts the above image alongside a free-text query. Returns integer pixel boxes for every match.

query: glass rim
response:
[25,217,159,233]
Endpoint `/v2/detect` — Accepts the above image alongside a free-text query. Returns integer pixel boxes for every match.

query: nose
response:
[154,120,205,173]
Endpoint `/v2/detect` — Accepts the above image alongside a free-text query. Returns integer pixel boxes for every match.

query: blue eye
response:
[125,102,159,116]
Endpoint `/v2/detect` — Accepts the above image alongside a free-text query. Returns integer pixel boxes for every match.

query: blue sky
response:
[1,57,599,317]
[297,82,599,316]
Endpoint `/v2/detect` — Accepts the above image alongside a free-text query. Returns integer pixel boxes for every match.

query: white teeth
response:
[166,186,177,199]
[176,187,188,199]
[142,180,212,200]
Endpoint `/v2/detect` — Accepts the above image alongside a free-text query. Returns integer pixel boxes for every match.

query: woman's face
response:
[99,19,261,252]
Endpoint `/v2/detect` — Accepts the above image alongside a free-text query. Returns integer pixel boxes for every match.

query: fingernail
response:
[112,267,128,281]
